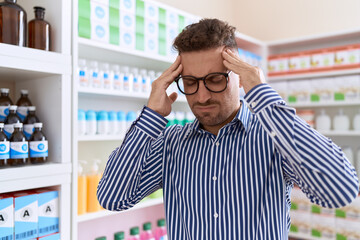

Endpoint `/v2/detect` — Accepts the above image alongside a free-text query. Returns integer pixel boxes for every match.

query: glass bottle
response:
[29,122,48,164]
[0,88,13,123]
[23,106,40,140]
[0,122,10,167]
[4,105,20,139]
[9,122,28,166]
[0,0,27,46]
[16,89,32,122]
[28,6,50,51]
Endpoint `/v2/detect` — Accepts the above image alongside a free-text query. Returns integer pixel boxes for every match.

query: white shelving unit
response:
[0,0,72,238]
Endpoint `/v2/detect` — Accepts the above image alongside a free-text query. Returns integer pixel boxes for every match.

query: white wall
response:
[157,0,360,41]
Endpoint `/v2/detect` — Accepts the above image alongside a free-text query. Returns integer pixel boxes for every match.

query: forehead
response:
[180,46,226,76]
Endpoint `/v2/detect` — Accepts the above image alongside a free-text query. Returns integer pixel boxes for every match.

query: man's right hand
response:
[147,55,183,117]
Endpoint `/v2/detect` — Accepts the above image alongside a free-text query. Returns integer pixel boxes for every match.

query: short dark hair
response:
[173,18,237,53]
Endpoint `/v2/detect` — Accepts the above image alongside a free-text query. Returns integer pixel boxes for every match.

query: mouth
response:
[195,105,217,112]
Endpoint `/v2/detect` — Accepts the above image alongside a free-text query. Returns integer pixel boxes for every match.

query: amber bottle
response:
[28,6,50,51]
[0,0,27,46]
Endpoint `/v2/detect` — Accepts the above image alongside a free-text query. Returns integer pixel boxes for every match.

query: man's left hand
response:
[222,48,266,94]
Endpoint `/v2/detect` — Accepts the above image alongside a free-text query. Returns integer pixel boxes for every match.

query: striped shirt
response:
[97,83,359,240]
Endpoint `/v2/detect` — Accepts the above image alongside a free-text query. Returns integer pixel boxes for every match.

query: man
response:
[97,19,359,239]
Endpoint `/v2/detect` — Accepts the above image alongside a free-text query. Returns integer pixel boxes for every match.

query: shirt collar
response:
[185,99,251,139]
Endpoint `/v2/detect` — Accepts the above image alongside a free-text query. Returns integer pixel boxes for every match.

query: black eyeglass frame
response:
[174,71,232,95]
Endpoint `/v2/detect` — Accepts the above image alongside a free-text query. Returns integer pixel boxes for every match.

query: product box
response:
[120,10,136,31]
[37,232,60,240]
[267,55,289,74]
[336,218,360,240]
[335,196,360,221]
[145,19,159,38]
[311,213,336,239]
[120,28,136,50]
[166,9,179,27]
[91,20,109,43]
[311,51,335,69]
[120,0,136,14]
[90,1,109,24]
[290,211,312,237]
[10,191,38,240]
[34,189,59,237]
[144,1,159,21]
[145,35,159,54]
[0,195,14,240]
[335,45,360,67]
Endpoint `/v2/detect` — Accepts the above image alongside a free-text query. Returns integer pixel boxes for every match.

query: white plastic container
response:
[122,66,133,92]
[126,111,137,129]
[333,109,350,131]
[101,63,112,89]
[315,109,331,132]
[112,65,122,90]
[78,109,87,136]
[108,111,118,135]
[131,67,140,92]
[140,69,150,93]
[97,111,109,135]
[86,110,97,135]
[78,59,89,87]
[89,61,101,88]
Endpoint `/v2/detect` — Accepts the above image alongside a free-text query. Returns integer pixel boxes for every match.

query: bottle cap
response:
[117,111,126,121]
[131,67,139,75]
[86,110,96,121]
[34,6,45,11]
[9,105,17,111]
[78,109,86,121]
[34,122,43,128]
[140,69,147,76]
[101,63,110,69]
[20,90,29,95]
[130,227,139,236]
[112,64,120,71]
[14,122,23,128]
[0,88,9,93]
[114,231,125,240]
[97,111,109,121]
[78,59,86,66]
[126,111,137,121]
[143,222,152,231]
[90,61,98,68]
[0,123,4,128]
[28,106,36,112]
[108,111,117,121]
[157,219,166,227]
[121,66,130,73]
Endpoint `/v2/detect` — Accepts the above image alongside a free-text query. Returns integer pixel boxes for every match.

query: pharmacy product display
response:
[28,6,51,51]
[78,59,160,94]
[270,75,360,104]
[93,219,167,240]
[238,48,263,68]
[268,44,360,76]
[290,187,360,239]
[78,0,199,57]
[0,188,60,240]
[0,0,27,46]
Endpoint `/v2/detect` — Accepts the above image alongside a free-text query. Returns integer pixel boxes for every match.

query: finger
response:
[168,92,178,104]
[222,50,241,64]
[163,55,181,75]
[161,64,183,88]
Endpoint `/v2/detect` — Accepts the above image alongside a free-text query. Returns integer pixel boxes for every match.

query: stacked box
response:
[0,195,14,240]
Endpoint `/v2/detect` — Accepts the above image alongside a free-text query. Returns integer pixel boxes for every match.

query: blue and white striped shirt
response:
[97,83,359,239]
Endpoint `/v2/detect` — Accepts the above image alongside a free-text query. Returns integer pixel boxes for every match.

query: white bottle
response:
[108,111,118,135]
[97,111,109,135]
[101,63,112,89]
[333,108,350,131]
[112,65,123,90]
[353,108,360,131]
[316,109,331,132]
[78,109,87,136]
[86,110,97,135]
[342,146,354,166]
[78,59,89,87]
[140,69,150,93]
[89,61,101,88]
[131,67,140,92]
[122,66,133,92]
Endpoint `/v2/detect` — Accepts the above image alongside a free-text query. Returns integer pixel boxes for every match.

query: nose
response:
[196,80,211,104]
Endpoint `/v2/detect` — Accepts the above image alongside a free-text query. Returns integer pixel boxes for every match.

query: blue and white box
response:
[35,190,59,237]
[90,1,109,24]
[120,11,135,31]
[145,1,159,21]
[120,0,136,14]
[120,28,135,50]
[0,196,14,240]
[91,20,109,43]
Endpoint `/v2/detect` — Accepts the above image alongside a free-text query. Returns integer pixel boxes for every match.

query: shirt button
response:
[212,176,217,181]
[214,213,219,218]
[251,101,257,108]
[215,142,220,147]
[270,131,276,137]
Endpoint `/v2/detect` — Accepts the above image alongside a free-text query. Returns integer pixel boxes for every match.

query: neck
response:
[202,102,241,136]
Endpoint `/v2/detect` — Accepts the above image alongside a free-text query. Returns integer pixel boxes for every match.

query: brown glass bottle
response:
[0,122,10,167]
[16,89,32,122]
[29,122,47,164]
[0,88,13,123]
[23,106,40,140]
[9,122,28,166]
[28,6,50,51]
[0,0,27,46]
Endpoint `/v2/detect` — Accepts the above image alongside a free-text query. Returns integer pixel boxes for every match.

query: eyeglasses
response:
[174,71,231,95]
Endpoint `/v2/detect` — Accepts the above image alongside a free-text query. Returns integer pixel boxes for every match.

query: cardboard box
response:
[0,195,14,240]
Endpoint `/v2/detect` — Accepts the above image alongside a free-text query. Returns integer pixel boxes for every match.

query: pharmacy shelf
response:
[268,68,360,82]
[78,135,124,142]
[319,130,360,137]
[0,42,71,79]
[78,38,173,71]
[0,163,72,193]
[289,101,360,108]
[78,87,188,103]
[77,198,164,222]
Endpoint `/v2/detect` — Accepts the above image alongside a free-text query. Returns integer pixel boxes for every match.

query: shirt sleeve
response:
[244,83,359,208]
[97,106,168,211]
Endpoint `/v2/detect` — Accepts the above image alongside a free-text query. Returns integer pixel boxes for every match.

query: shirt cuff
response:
[244,83,284,113]
[135,106,168,139]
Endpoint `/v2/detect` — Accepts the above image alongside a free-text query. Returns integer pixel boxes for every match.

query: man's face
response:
[180,46,240,128]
